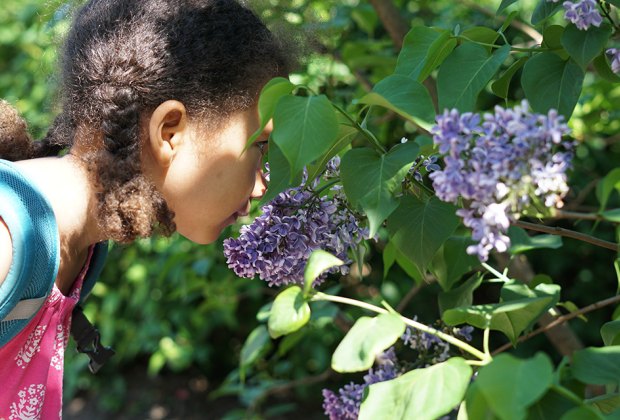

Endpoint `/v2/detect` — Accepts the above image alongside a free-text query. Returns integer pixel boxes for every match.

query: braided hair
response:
[1,0,290,243]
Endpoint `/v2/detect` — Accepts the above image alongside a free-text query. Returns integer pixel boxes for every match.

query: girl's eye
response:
[257,141,268,155]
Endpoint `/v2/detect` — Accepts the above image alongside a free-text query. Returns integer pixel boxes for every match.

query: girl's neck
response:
[13,154,104,294]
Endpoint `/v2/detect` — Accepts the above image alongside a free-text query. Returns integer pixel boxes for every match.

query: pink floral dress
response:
[0,247,93,420]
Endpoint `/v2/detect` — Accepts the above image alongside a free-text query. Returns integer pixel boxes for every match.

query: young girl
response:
[0,0,289,416]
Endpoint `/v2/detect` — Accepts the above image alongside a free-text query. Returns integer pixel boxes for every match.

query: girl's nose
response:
[251,168,267,199]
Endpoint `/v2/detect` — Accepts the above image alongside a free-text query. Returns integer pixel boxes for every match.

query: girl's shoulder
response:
[0,216,11,287]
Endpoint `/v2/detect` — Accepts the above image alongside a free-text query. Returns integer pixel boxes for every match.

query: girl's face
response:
[153,105,270,244]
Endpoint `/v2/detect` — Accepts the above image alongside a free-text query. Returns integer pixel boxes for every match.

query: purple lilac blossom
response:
[224,158,366,287]
[548,0,603,30]
[430,100,572,261]
[322,348,400,420]
[607,48,620,74]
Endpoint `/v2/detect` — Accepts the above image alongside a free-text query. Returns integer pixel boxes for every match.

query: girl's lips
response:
[233,201,251,218]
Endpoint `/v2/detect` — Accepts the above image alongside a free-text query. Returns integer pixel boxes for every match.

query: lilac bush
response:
[430,100,573,261]
[224,159,366,287]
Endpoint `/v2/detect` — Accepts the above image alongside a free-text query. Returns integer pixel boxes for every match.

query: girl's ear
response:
[147,100,188,168]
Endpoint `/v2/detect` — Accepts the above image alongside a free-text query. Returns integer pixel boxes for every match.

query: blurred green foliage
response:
[2,0,620,417]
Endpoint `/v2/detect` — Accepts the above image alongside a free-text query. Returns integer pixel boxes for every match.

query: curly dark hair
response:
[0,0,291,243]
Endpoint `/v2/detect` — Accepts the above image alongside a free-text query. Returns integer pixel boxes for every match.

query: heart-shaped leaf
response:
[332,313,405,372]
[341,142,420,237]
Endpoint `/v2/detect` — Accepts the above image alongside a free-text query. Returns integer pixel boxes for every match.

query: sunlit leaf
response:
[358,74,436,130]
[437,43,510,112]
[476,353,554,420]
[331,313,405,372]
[303,250,343,295]
[359,358,472,420]
[272,95,339,180]
[268,286,311,339]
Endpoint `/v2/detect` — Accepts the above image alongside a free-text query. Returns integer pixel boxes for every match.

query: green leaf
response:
[306,123,357,182]
[246,77,295,148]
[387,195,460,273]
[593,53,620,83]
[461,380,496,420]
[437,43,510,112]
[303,250,343,295]
[492,56,528,99]
[531,0,563,25]
[561,406,604,420]
[359,358,472,420]
[497,0,519,14]
[572,346,620,387]
[240,325,271,381]
[272,95,339,180]
[587,393,620,415]
[508,226,563,254]
[557,301,587,322]
[395,27,456,82]
[542,25,568,60]
[521,52,584,119]
[607,0,620,7]
[596,168,620,212]
[331,313,405,372]
[461,26,501,52]
[501,281,561,316]
[561,23,613,69]
[383,241,424,282]
[443,296,555,344]
[477,353,554,420]
[358,74,436,130]
[261,140,303,204]
[602,320,620,346]
[528,388,580,419]
[433,236,480,291]
[601,209,620,222]
[341,142,419,237]
[268,286,311,339]
[439,274,483,314]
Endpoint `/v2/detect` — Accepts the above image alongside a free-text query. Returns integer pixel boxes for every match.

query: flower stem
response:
[333,103,387,154]
[551,209,603,221]
[550,384,586,407]
[311,292,490,362]
[483,327,491,358]
[481,262,511,282]
[455,35,559,53]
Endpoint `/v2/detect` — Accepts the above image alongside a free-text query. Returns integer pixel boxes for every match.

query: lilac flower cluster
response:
[607,48,620,74]
[430,100,572,261]
[548,0,602,30]
[224,159,366,287]
[322,348,400,420]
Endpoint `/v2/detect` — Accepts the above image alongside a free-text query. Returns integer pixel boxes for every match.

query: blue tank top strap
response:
[80,241,109,303]
[0,159,60,347]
